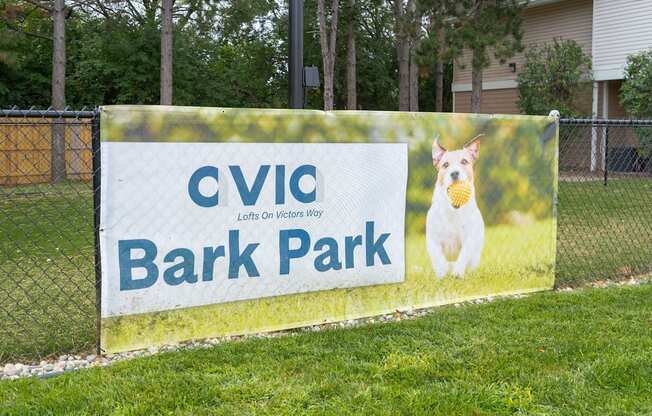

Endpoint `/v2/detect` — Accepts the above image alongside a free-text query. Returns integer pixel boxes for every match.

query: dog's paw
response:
[451,262,466,278]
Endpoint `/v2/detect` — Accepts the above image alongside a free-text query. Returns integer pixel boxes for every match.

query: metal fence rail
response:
[0,111,650,363]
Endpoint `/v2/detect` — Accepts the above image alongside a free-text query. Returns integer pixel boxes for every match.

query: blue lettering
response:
[344,235,362,269]
[275,165,285,205]
[202,246,225,281]
[279,229,310,274]
[119,239,158,291]
[228,230,260,278]
[188,166,220,207]
[289,165,316,203]
[163,248,198,285]
[313,237,342,272]
[229,165,270,206]
[365,221,391,266]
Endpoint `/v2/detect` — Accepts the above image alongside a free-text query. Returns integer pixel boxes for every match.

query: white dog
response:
[426,136,484,278]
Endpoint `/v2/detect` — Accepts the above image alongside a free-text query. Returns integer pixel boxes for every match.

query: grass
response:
[557,178,652,286]
[1,283,652,415]
[0,182,95,362]
[0,179,650,361]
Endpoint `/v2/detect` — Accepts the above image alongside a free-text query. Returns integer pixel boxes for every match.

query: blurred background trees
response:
[0,0,469,111]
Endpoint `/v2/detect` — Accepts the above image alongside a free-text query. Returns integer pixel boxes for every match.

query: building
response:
[452,0,652,119]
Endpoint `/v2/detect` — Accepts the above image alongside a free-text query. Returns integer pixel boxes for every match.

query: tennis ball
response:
[447,181,472,208]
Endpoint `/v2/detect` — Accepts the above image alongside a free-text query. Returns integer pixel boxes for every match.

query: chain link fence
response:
[557,118,652,286]
[0,110,650,363]
[0,109,99,364]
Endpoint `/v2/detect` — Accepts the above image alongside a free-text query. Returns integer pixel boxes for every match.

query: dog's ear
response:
[464,134,482,161]
[432,139,447,167]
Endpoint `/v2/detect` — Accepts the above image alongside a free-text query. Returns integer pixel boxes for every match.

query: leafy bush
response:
[517,39,592,117]
[620,49,652,156]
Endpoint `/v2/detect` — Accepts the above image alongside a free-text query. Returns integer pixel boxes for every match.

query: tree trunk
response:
[397,36,410,111]
[409,51,418,111]
[408,1,420,112]
[160,0,173,105]
[393,0,410,111]
[470,0,483,113]
[435,61,444,111]
[471,49,483,113]
[317,0,339,111]
[346,0,357,110]
[51,0,66,183]
[435,27,444,112]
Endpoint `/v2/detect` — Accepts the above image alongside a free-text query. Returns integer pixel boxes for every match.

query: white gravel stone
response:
[3,364,17,376]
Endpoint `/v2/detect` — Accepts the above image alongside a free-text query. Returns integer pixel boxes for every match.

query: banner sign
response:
[100,106,558,353]
[101,142,407,316]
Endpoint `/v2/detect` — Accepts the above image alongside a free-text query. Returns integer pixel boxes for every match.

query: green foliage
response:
[620,49,652,156]
[0,0,457,111]
[448,0,525,72]
[0,4,52,106]
[0,0,287,108]
[517,39,592,117]
[620,50,652,117]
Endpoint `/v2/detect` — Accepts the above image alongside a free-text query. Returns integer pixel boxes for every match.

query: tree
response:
[420,0,455,112]
[160,0,173,105]
[3,0,69,181]
[51,0,66,181]
[334,0,397,111]
[345,0,356,109]
[408,0,420,111]
[517,39,592,117]
[620,50,652,118]
[390,0,420,111]
[451,0,524,113]
[317,0,339,111]
[620,49,652,156]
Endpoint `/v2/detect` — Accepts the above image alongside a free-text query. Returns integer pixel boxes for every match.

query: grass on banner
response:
[1,284,652,415]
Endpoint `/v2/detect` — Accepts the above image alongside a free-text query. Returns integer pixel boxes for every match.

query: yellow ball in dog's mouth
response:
[447,181,472,208]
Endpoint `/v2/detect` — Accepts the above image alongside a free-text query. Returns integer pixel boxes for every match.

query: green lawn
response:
[0,182,95,363]
[557,178,652,286]
[1,283,651,415]
[0,179,650,362]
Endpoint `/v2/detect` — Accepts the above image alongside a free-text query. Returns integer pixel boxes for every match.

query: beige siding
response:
[593,0,652,80]
[453,0,593,87]
[453,89,520,114]
[453,82,592,115]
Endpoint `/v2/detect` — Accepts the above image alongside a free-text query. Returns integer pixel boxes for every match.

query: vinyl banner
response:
[100,106,558,353]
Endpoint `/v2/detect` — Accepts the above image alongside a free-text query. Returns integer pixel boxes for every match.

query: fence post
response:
[604,125,609,186]
[91,110,102,355]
